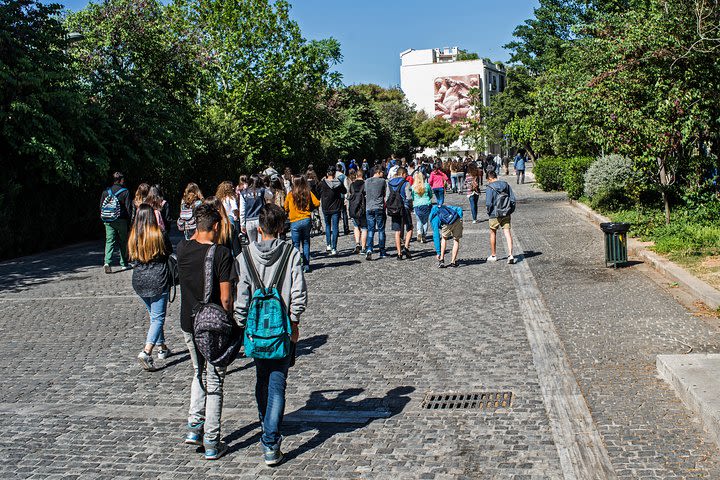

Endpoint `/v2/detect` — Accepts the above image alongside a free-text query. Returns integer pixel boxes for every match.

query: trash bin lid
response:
[600,222,631,233]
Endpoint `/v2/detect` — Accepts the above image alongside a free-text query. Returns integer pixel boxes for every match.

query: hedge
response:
[533,156,595,199]
[533,157,565,191]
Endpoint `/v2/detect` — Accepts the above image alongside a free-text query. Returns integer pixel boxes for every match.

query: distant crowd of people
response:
[97,149,528,465]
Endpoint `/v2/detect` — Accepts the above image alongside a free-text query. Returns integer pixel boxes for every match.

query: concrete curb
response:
[568,199,720,310]
[657,354,720,449]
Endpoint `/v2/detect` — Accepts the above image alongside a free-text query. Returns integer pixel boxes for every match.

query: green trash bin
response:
[600,222,630,268]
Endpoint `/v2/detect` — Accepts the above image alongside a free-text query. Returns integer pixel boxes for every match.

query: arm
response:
[337,182,347,195]
[430,209,442,256]
[233,257,251,328]
[238,195,246,228]
[311,192,320,209]
[284,193,291,213]
[485,186,495,215]
[220,281,233,313]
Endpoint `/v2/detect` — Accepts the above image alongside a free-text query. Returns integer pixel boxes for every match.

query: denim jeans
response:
[468,194,479,221]
[450,174,459,192]
[104,219,129,266]
[140,291,168,345]
[323,212,340,250]
[245,219,260,244]
[366,209,386,254]
[290,218,312,267]
[456,173,465,193]
[433,188,445,206]
[516,169,525,184]
[183,332,226,446]
[255,354,292,451]
[414,205,431,237]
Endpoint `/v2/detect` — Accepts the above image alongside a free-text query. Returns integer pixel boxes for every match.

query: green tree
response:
[414,116,460,152]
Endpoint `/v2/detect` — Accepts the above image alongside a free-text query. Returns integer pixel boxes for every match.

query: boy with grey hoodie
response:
[234,204,307,466]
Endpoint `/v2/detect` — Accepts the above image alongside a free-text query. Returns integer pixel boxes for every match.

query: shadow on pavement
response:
[155,350,190,371]
[226,334,329,376]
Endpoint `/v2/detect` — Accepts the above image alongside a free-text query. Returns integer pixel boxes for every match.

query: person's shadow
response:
[226,386,414,460]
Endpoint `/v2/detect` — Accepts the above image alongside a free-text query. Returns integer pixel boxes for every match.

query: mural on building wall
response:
[433,74,479,124]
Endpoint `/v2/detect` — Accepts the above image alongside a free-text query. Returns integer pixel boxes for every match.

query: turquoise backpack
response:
[241,243,293,360]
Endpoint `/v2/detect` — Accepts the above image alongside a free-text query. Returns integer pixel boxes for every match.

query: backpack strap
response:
[202,244,217,303]
[269,242,293,290]
[242,245,266,294]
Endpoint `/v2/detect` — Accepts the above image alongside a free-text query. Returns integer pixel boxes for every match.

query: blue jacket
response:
[429,205,463,256]
[513,155,526,171]
[388,177,411,208]
[485,180,516,218]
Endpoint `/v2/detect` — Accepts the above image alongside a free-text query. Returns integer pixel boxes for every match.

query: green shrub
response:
[533,157,565,191]
[584,154,635,211]
[562,156,595,200]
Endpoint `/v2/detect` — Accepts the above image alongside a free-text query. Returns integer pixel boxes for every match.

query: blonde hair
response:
[215,181,235,200]
[412,171,426,196]
[203,196,232,246]
[128,204,167,264]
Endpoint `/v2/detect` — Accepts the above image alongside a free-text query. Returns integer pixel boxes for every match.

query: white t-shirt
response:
[222,196,238,221]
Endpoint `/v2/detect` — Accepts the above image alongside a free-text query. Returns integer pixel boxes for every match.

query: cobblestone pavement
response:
[1,177,720,479]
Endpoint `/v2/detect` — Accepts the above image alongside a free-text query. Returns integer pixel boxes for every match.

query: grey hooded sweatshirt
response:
[234,239,307,326]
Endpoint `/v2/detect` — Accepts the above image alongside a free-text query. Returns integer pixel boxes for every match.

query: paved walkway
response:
[2,179,720,479]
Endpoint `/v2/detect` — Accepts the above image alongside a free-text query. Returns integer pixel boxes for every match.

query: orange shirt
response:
[284,191,320,223]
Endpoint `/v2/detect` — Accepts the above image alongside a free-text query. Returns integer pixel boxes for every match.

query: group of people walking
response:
[97,151,525,466]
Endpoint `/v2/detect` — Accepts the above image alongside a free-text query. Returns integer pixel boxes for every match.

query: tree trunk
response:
[662,190,671,225]
[525,144,537,162]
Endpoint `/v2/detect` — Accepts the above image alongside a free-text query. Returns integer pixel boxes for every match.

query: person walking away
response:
[100,171,133,273]
[429,204,464,268]
[216,180,239,231]
[364,165,388,260]
[429,163,448,206]
[177,204,236,460]
[145,185,169,234]
[456,159,466,194]
[494,154,503,176]
[204,196,240,256]
[502,155,510,176]
[263,162,279,177]
[239,175,274,244]
[449,161,459,193]
[347,169,368,254]
[177,183,204,240]
[129,204,173,371]
[485,170,517,264]
[387,167,413,260]
[132,183,150,222]
[235,204,307,467]
[270,176,289,240]
[335,162,351,235]
[513,153,526,184]
[411,171,433,243]
[316,166,346,255]
[465,164,481,223]
[284,175,320,273]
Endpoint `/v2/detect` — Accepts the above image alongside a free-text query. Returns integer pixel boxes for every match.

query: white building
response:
[400,47,506,155]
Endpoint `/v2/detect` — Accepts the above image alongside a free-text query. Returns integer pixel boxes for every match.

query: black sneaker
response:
[402,247,412,259]
[353,244,361,254]
[437,259,445,268]
[365,250,372,261]
[449,261,459,268]
[396,254,403,261]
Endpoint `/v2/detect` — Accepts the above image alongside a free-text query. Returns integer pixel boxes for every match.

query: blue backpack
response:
[242,243,294,360]
[100,187,127,222]
[437,205,459,226]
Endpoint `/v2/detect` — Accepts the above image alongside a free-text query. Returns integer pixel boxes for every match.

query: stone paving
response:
[1,178,720,479]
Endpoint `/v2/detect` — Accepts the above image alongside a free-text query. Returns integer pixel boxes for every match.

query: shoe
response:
[119,264,132,271]
[137,351,155,371]
[303,265,311,274]
[353,244,361,254]
[416,234,422,243]
[437,259,445,268]
[507,255,516,264]
[263,446,284,467]
[184,423,204,445]
[379,252,387,259]
[365,251,372,261]
[472,220,478,224]
[421,235,426,244]
[449,261,459,268]
[204,441,228,460]
[487,255,497,262]
[396,254,403,261]
[157,347,171,360]
[103,264,112,274]
[402,247,412,260]
[326,245,332,252]
[330,249,337,256]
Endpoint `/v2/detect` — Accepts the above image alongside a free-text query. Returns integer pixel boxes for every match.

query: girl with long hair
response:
[128,204,173,371]
[465,163,481,223]
[215,181,238,227]
[177,183,204,240]
[145,184,169,232]
[238,174,273,243]
[412,170,433,243]
[203,196,239,255]
[131,183,150,222]
[284,175,320,272]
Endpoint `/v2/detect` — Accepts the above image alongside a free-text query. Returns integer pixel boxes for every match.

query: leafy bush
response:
[584,154,635,211]
[533,157,565,191]
[562,156,595,200]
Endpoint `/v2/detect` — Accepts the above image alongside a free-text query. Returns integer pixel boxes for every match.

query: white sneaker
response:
[137,351,155,371]
[487,255,497,262]
[330,249,337,256]
[472,220,478,224]
[507,255,516,264]
[326,245,332,252]
[157,347,171,360]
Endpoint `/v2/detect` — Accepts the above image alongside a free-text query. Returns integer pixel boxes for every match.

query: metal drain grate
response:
[421,391,513,410]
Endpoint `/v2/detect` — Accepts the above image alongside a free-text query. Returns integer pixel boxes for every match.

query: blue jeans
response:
[255,355,292,451]
[450,174,459,192]
[468,194,479,221]
[140,291,168,345]
[366,209,386,254]
[415,205,431,237]
[290,218,312,267]
[323,212,340,250]
[433,188,445,206]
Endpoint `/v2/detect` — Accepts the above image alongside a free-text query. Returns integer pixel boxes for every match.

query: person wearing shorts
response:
[485,170,516,264]
[430,204,463,268]
[387,167,414,260]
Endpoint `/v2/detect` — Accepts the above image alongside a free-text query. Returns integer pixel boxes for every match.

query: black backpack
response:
[348,182,365,219]
[386,182,405,216]
[488,183,515,217]
[192,245,242,367]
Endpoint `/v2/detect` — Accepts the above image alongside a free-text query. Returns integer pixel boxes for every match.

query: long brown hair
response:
[134,183,150,208]
[215,181,235,201]
[182,183,203,206]
[128,204,167,263]
[203,196,232,246]
[291,175,311,212]
[145,185,164,210]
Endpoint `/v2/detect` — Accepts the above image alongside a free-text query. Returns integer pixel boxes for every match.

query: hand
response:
[241,227,247,234]
[291,322,299,343]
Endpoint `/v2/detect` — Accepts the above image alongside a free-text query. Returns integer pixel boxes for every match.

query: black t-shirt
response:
[176,239,236,333]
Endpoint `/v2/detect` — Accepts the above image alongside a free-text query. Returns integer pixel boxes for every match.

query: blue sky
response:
[50,0,539,86]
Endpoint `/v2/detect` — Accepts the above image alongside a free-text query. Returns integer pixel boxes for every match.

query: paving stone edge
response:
[568,199,720,310]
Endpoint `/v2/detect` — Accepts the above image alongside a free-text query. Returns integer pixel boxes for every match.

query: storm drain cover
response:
[421,391,513,410]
